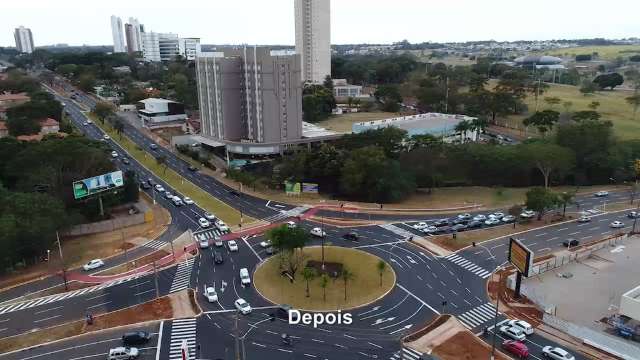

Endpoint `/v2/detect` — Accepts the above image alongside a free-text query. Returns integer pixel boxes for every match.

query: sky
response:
[1,0,639,47]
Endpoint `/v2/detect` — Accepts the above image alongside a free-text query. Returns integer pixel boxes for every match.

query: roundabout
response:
[253,245,396,311]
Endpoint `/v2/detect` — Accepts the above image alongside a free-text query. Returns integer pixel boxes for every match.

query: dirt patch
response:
[100,250,170,275]
[307,216,382,227]
[432,331,511,360]
[170,289,200,319]
[0,296,173,354]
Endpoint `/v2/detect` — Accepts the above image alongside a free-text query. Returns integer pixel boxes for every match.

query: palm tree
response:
[341,268,355,301]
[559,191,576,218]
[454,120,472,143]
[320,274,328,302]
[302,267,317,298]
[471,117,488,137]
[376,260,386,287]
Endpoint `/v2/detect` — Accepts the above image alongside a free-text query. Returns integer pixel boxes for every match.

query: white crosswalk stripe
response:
[169,258,195,293]
[143,239,168,250]
[444,254,492,278]
[192,229,221,245]
[263,206,309,223]
[379,224,417,239]
[0,274,143,315]
[390,347,423,360]
[457,303,499,330]
[168,318,197,360]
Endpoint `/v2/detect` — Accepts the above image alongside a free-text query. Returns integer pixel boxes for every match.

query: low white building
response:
[138,98,187,128]
[621,285,640,322]
[333,79,366,98]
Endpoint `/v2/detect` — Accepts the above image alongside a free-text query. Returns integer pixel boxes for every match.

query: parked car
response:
[628,211,640,219]
[150,144,158,150]
[108,347,139,360]
[213,251,224,264]
[227,240,239,252]
[235,298,252,315]
[111,151,118,158]
[421,226,438,234]
[502,215,516,223]
[154,184,165,192]
[87,119,93,124]
[83,259,105,271]
[198,218,211,228]
[542,346,575,360]
[103,134,110,140]
[183,197,194,205]
[594,191,609,197]
[508,319,534,335]
[467,220,483,229]
[452,217,468,225]
[489,212,505,219]
[214,237,223,247]
[122,331,151,346]
[433,219,450,227]
[171,196,183,206]
[413,222,429,230]
[457,213,472,221]
[239,268,251,285]
[577,216,591,223]
[82,121,88,126]
[343,232,359,241]
[164,191,173,199]
[484,218,501,226]
[520,210,535,219]
[502,340,529,359]
[215,220,229,233]
[265,246,276,255]
[260,240,272,248]
[451,224,467,232]
[286,221,297,229]
[141,182,151,190]
[563,239,580,247]
[188,165,198,172]
[121,157,130,165]
[499,325,526,341]
[204,212,216,221]
[610,221,625,228]
[310,227,326,237]
[473,214,487,222]
[203,286,218,302]
[199,238,209,249]
[147,178,155,186]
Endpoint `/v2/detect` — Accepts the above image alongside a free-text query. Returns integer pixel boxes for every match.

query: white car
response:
[198,218,211,228]
[154,184,165,192]
[107,347,139,360]
[473,214,487,222]
[87,119,93,124]
[499,325,526,341]
[235,298,252,315]
[83,259,105,271]
[286,221,297,229]
[489,212,505,219]
[204,212,216,221]
[421,226,438,234]
[310,227,326,237]
[260,240,272,248]
[111,151,118,158]
[203,286,218,302]
[594,191,609,197]
[520,210,535,219]
[610,221,624,228]
[171,196,183,206]
[542,346,575,360]
[457,213,472,220]
[164,191,173,199]
[508,319,534,335]
[214,236,223,247]
[103,134,110,140]
[83,121,88,126]
[239,268,251,285]
[183,197,194,205]
[215,220,229,233]
[412,222,429,230]
[484,218,501,226]
[501,215,516,223]
[577,216,591,223]
[199,238,209,249]
[227,240,239,252]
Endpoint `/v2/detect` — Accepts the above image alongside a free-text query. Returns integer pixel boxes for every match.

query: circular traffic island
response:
[254,246,395,311]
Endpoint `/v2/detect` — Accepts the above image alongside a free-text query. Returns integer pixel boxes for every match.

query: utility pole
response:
[490,267,503,360]
[122,230,129,270]
[321,215,325,270]
[153,261,160,298]
[56,231,69,291]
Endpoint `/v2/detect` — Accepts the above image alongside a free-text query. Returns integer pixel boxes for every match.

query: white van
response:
[108,347,139,360]
[239,268,251,285]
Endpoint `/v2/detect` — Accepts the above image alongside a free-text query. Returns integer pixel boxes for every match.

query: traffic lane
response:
[486,326,589,360]
[0,322,159,360]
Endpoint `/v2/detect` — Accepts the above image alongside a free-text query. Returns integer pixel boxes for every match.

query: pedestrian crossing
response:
[143,239,168,250]
[457,303,499,330]
[168,318,197,360]
[0,274,143,315]
[390,347,423,360]
[193,228,222,244]
[379,224,417,239]
[263,206,309,223]
[169,258,195,293]
[444,253,492,279]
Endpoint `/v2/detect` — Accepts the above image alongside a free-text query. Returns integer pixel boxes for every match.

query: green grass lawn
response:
[88,113,250,226]
[539,45,640,60]
[316,111,398,133]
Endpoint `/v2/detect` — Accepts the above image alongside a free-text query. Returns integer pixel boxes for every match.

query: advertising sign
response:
[284,181,301,195]
[508,237,534,277]
[73,170,124,200]
[302,183,319,193]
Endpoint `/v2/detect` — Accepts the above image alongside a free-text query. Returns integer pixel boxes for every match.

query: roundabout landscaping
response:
[253,246,396,311]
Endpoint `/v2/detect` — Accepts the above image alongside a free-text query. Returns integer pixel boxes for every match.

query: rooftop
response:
[139,98,177,105]
[353,113,476,135]
[302,122,337,138]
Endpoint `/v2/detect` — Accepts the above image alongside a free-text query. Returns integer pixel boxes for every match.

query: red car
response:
[502,340,529,358]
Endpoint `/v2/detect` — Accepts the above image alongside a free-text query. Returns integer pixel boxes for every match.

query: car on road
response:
[286,221,297,229]
[199,238,209,249]
[413,222,429,230]
[183,197,194,205]
[150,144,158,150]
[227,240,239,252]
[577,216,591,223]
[610,221,625,228]
[628,211,640,219]
[501,215,516,223]
[188,165,198,172]
[203,286,218,302]
[467,220,483,229]
[204,212,216,221]
[310,227,326,237]
[260,240,272,248]
[594,191,609,197]
[83,121,88,126]
[501,340,529,359]
[520,210,535,219]
[563,239,580,247]
[141,182,151,190]
[83,259,105,271]
[484,218,501,226]
[108,347,139,360]
[103,134,110,140]
[542,346,574,360]
[272,304,292,320]
[457,213,472,221]
[122,331,151,346]
[508,319,534,335]
[343,232,359,241]
[154,184,165,192]
[473,214,487,222]
[235,298,252,315]
[171,196,183,206]
[499,325,526,341]
[164,191,173,200]
[215,220,229,233]
[451,217,468,225]
[451,224,467,232]
[87,119,93,124]
[198,218,211,228]
[213,251,224,264]
[111,151,118,158]
[121,157,130,165]
[214,237,223,247]
[421,225,438,234]
[433,219,450,227]
[239,268,251,285]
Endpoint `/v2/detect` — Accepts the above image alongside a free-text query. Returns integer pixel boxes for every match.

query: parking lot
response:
[523,235,640,332]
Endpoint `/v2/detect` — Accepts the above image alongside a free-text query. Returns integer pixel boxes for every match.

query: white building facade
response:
[294,0,331,84]
[142,32,198,62]
[110,15,126,53]
[14,26,34,54]
[178,38,201,61]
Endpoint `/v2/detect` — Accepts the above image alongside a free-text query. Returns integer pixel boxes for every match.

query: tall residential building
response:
[110,15,126,53]
[14,26,35,54]
[195,47,303,154]
[294,0,331,83]
[128,17,143,52]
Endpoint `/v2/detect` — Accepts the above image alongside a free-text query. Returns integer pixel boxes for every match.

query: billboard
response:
[284,181,301,195]
[73,170,124,200]
[508,237,534,277]
[302,183,319,193]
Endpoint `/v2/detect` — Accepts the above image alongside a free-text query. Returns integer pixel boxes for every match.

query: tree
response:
[454,120,472,143]
[374,85,403,112]
[523,110,560,137]
[523,142,574,188]
[113,119,125,139]
[341,268,355,301]
[93,102,115,124]
[77,73,96,92]
[593,73,624,90]
[302,84,336,123]
[626,94,640,120]
[572,111,601,122]
[323,75,334,91]
[579,80,598,95]
[265,225,310,279]
[6,114,41,136]
[320,274,328,302]
[122,169,139,203]
[155,154,168,174]
[376,260,387,287]
[525,187,560,220]
[558,191,575,218]
[302,267,317,298]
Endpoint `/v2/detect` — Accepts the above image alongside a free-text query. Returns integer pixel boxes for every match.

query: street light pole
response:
[490,266,503,360]
[321,215,325,270]
[56,231,68,291]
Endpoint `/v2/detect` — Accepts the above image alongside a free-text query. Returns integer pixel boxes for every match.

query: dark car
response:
[213,251,224,264]
[147,178,154,186]
[122,331,151,346]
[451,224,467,232]
[230,190,240,197]
[452,218,468,225]
[150,144,158,150]
[188,165,198,172]
[265,246,276,255]
[434,226,451,234]
[141,182,151,190]
[467,220,483,229]
[122,157,130,165]
[563,239,580,247]
[343,232,359,241]
[628,211,640,219]
[271,304,292,320]
[433,219,450,227]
